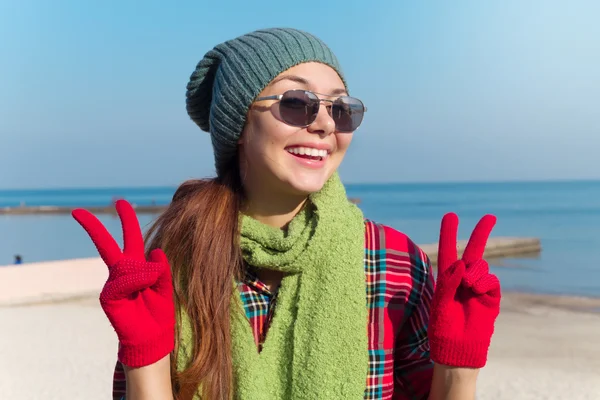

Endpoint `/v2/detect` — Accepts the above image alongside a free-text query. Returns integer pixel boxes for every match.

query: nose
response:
[307,103,335,136]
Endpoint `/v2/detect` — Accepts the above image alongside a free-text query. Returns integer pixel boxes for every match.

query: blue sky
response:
[1,0,599,189]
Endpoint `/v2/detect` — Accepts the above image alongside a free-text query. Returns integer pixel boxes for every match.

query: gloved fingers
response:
[461,214,496,264]
[438,212,459,275]
[72,208,122,267]
[472,272,501,297]
[436,260,466,298]
[115,200,146,260]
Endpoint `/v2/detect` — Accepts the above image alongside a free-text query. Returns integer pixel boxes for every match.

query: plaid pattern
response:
[112,221,434,400]
[237,266,279,350]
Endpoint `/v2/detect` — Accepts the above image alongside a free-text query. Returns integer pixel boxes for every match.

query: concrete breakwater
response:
[0,204,168,215]
[0,198,362,215]
[420,237,542,267]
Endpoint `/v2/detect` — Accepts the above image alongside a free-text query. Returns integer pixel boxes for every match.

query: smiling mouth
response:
[285,146,330,161]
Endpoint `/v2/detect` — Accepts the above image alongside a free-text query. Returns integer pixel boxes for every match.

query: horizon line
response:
[2,176,600,192]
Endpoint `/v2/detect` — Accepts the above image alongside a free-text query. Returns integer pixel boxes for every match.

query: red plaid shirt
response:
[112,220,435,399]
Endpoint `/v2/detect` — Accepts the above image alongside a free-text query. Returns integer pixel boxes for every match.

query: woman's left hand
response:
[428,212,501,369]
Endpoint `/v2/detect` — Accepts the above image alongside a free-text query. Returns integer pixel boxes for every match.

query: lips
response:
[286,146,329,161]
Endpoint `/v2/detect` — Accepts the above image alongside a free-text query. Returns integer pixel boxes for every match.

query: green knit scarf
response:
[178,173,368,399]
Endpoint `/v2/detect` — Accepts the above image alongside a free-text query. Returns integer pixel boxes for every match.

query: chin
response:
[283,169,333,196]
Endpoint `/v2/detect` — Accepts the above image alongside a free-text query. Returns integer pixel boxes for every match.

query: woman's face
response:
[239,62,354,198]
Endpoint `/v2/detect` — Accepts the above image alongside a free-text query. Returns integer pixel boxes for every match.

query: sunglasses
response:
[254,89,367,132]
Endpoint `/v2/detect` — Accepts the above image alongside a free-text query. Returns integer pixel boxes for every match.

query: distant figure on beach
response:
[13,255,22,265]
[72,28,501,400]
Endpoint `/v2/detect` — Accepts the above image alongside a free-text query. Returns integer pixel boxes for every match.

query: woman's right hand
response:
[72,199,175,368]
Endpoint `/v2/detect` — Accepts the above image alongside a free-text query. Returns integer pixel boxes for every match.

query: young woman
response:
[73,28,501,400]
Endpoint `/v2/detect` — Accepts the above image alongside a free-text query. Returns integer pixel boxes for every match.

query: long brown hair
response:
[145,160,244,399]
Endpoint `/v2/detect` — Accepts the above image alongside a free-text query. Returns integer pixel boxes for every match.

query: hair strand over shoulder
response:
[145,161,244,400]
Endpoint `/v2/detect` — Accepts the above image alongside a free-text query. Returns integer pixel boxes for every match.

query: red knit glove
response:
[428,212,501,368]
[72,200,175,368]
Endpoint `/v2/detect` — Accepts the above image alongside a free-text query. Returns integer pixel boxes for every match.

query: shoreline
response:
[0,235,546,307]
[497,290,600,314]
[1,256,599,309]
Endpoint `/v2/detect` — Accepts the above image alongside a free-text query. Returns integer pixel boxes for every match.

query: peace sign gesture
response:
[72,200,175,368]
[428,212,502,369]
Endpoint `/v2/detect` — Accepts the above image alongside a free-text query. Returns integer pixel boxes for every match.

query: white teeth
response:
[286,147,329,158]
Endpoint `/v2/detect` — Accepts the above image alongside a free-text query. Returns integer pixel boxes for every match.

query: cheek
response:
[254,117,299,149]
[243,117,296,163]
[336,133,354,154]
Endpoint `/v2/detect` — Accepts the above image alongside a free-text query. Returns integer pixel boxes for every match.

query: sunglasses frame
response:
[254,89,367,132]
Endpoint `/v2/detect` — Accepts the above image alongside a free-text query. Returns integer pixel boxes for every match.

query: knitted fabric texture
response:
[177,172,368,399]
[185,27,345,175]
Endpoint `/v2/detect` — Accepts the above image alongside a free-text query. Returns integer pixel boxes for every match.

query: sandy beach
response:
[1,259,599,399]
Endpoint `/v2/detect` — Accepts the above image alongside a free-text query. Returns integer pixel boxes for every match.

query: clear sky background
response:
[1,0,599,189]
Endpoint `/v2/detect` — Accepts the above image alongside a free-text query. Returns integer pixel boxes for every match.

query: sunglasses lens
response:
[332,97,365,132]
[279,90,319,127]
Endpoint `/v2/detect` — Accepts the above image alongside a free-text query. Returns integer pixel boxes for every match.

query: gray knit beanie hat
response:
[185,27,345,175]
